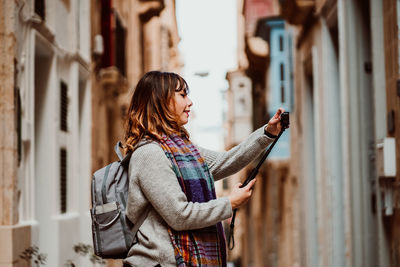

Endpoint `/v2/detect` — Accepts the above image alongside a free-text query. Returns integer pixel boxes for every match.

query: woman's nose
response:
[187,97,193,107]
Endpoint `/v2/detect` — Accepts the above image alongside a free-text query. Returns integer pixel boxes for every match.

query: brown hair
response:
[124,71,189,153]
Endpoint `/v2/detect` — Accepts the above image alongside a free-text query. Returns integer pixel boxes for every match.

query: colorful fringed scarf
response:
[158,134,227,267]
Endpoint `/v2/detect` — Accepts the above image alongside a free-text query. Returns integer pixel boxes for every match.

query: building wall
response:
[0,1,30,266]
[0,0,181,266]
[280,0,398,266]
[0,0,19,227]
[293,17,346,267]
[382,0,400,265]
[227,0,399,266]
[286,0,379,266]
[0,0,93,266]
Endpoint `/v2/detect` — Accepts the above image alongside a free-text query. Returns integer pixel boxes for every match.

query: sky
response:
[175,0,237,150]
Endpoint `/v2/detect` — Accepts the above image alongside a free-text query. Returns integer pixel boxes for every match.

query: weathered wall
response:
[383,1,400,265]
[0,1,33,266]
[0,0,18,227]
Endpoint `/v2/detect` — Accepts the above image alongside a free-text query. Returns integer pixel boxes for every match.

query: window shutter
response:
[60,148,67,214]
[60,81,68,132]
[115,15,126,76]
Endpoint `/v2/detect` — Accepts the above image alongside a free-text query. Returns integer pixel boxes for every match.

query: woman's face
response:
[171,89,193,126]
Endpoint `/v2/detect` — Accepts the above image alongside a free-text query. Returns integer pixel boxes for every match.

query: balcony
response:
[99,67,128,97]
[279,0,315,25]
[139,0,165,22]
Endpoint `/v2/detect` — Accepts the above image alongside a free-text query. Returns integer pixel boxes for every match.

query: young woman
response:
[123,71,285,267]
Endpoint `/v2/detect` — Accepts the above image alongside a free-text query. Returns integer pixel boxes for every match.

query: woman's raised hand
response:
[228,179,257,210]
[265,108,286,136]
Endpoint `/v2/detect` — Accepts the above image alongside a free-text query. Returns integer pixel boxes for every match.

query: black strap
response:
[264,128,278,139]
[228,209,237,250]
[228,126,287,250]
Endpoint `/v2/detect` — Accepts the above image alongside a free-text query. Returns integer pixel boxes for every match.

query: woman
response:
[123,71,285,267]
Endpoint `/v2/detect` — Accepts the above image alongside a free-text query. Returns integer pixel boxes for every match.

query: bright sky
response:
[176,0,237,150]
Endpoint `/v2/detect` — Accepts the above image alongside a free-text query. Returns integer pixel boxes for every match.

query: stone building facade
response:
[0,0,92,266]
[0,0,181,266]
[280,0,399,266]
[225,0,399,266]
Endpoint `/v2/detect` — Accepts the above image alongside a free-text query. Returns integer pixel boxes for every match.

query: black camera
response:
[280,112,290,129]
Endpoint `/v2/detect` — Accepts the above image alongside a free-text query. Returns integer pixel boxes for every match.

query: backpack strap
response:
[116,141,133,167]
[101,163,112,204]
[115,141,124,161]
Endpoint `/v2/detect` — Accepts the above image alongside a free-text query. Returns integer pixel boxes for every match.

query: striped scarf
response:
[158,134,227,267]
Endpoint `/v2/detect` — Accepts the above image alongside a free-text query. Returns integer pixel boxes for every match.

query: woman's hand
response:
[265,108,286,136]
[228,179,257,210]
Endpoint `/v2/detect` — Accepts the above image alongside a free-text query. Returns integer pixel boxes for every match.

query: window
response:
[280,64,285,103]
[101,2,127,76]
[60,148,67,213]
[60,81,68,132]
[16,88,22,164]
[35,0,45,20]
[279,35,284,51]
[115,15,126,76]
[14,60,22,165]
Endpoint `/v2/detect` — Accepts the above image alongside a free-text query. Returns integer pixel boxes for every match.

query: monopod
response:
[227,112,290,250]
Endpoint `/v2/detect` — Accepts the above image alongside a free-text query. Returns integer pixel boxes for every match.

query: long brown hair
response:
[124,71,189,153]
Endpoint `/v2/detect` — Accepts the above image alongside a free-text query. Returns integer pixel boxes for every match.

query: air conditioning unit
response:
[93,34,104,56]
[376,137,396,178]
[376,137,397,216]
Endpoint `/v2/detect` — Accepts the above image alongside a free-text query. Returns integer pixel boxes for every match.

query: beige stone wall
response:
[236,160,297,267]
[0,0,180,266]
[0,0,18,227]
[279,1,399,267]
[0,1,32,266]
[383,1,400,265]
[0,225,31,267]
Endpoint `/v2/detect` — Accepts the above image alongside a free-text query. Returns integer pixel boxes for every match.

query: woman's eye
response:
[180,94,186,97]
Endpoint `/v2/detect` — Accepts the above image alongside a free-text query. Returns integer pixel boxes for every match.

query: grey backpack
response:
[90,141,147,259]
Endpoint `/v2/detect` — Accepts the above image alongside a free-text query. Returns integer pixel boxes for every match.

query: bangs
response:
[173,74,189,95]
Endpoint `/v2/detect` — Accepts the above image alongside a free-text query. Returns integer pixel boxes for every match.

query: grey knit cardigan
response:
[123,126,274,266]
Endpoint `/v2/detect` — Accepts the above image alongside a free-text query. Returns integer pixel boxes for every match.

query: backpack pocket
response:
[91,202,133,258]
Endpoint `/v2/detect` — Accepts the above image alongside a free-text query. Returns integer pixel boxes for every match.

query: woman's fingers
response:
[274,108,285,119]
[229,179,257,209]
[235,183,242,189]
[244,179,256,191]
[269,108,285,124]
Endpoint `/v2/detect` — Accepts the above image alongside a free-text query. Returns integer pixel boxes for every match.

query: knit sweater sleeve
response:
[198,125,275,181]
[128,143,233,231]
